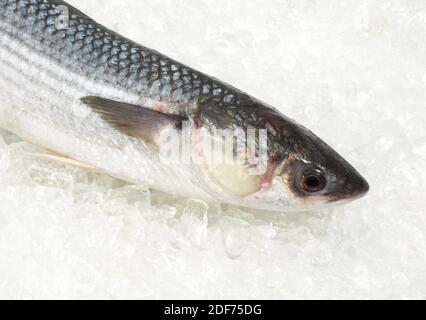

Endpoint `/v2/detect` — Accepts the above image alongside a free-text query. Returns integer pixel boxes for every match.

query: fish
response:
[0,0,369,212]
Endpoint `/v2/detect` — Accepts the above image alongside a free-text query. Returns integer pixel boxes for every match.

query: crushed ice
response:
[0,0,425,299]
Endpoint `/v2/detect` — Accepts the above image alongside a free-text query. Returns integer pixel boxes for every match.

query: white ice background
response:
[0,0,425,299]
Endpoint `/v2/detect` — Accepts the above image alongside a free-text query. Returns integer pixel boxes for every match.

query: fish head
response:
[247,111,370,211]
[197,97,368,212]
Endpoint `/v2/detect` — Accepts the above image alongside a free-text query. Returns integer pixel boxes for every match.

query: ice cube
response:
[220,216,252,259]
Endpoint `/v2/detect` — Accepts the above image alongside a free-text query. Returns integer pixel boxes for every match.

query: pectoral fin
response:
[81,96,185,142]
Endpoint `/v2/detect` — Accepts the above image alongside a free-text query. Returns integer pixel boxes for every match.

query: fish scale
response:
[0,0,284,151]
[1,0,207,102]
[0,0,369,211]
[0,1,210,201]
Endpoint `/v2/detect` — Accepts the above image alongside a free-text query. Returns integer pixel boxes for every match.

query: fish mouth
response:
[328,173,370,203]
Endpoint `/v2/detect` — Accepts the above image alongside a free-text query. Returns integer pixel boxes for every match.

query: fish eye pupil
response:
[299,169,326,193]
[306,176,320,188]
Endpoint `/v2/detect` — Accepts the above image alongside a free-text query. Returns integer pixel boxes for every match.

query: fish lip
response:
[350,174,370,199]
[328,174,370,203]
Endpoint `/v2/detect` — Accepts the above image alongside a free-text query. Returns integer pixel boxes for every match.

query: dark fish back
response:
[0,0,245,106]
[0,0,295,158]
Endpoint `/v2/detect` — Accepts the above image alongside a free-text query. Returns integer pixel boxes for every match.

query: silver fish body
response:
[0,0,369,211]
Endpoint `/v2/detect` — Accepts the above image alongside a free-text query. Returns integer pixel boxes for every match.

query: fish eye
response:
[297,169,326,194]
